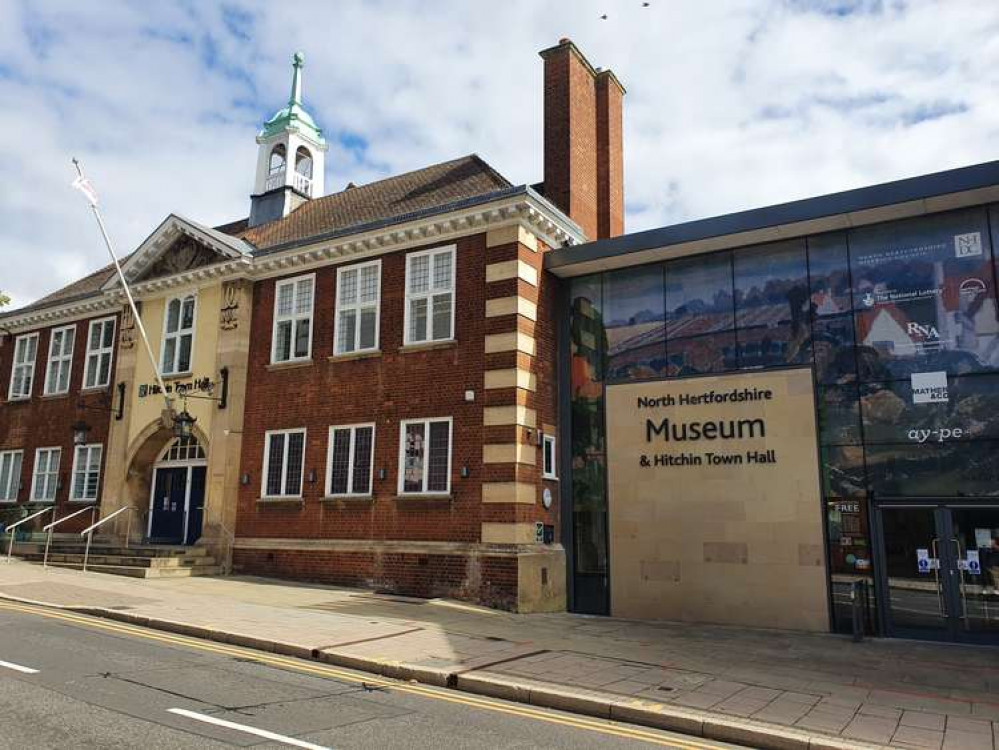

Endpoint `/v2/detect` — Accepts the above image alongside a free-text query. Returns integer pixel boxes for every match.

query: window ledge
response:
[256,496,304,505]
[321,494,374,503]
[328,350,381,363]
[162,371,194,382]
[79,386,109,394]
[394,493,452,502]
[67,499,97,505]
[40,392,71,401]
[266,359,314,372]
[399,340,457,354]
[6,396,31,403]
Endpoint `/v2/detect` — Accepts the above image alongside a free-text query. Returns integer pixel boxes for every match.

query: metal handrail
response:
[5,507,54,563]
[42,506,97,568]
[79,507,133,572]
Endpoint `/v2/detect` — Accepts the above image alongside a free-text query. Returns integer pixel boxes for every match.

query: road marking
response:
[0,659,38,674]
[0,600,731,750]
[168,708,332,750]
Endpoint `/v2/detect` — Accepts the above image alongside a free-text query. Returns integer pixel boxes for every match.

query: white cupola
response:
[249,52,328,227]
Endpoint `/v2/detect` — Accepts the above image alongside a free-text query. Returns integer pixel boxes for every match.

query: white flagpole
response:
[72,158,173,417]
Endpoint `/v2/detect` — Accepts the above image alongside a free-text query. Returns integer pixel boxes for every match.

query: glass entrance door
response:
[877,503,999,643]
[949,507,999,642]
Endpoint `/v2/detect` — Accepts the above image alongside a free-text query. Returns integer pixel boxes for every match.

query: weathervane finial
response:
[289,51,304,106]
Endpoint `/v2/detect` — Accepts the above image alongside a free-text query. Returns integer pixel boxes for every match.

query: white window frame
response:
[8,333,39,400]
[31,447,61,502]
[44,325,76,396]
[334,260,381,355]
[542,434,558,480]
[0,450,23,503]
[397,417,453,496]
[160,293,197,375]
[70,443,102,503]
[82,317,115,390]
[271,274,315,364]
[404,245,456,346]
[261,428,307,498]
[325,423,376,497]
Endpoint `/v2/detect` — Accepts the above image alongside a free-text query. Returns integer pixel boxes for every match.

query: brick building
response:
[0,276,121,536]
[0,39,624,612]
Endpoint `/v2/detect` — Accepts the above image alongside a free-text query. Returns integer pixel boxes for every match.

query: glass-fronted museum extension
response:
[564,202,999,643]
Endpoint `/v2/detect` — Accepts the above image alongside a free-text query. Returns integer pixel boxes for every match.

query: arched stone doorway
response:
[123,422,210,546]
[147,436,208,545]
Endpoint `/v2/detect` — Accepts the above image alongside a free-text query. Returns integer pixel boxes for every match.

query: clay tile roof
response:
[231,153,511,251]
[4,154,511,319]
[1,261,120,318]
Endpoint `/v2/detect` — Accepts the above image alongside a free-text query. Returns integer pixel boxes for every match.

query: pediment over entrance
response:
[101,214,254,292]
[131,236,221,284]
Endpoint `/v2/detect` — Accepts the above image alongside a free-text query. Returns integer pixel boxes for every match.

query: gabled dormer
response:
[249,52,328,228]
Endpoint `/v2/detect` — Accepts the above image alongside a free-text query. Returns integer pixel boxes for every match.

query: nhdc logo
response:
[954,232,983,258]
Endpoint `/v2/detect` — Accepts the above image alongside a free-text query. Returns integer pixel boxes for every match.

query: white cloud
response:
[1,0,998,307]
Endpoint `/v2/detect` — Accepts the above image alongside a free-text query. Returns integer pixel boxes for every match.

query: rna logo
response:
[907,322,940,340]
[954,232,983,258]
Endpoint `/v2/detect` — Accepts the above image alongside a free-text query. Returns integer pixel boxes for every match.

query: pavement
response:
[0,604,731,749]
[0,560,997,750]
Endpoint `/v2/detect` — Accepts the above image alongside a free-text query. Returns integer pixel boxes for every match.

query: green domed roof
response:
[259,52,325,144]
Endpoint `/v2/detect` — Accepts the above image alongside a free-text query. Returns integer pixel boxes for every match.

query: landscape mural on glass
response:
[566,204,999,626]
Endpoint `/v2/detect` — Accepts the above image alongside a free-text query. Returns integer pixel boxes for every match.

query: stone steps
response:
[11,541,221,579]
[38,561,223,578]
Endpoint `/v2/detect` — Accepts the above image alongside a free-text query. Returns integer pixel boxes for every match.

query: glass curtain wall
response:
[567,204,999,628]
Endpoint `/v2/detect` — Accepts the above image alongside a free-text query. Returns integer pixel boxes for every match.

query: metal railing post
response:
[125,511,132,550]
[6,507,54,563]
[43,522,55,569]
[82,507,96,573]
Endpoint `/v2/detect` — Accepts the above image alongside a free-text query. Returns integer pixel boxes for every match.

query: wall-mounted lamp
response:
[308,469,317,484]
[378,468,387,481]
[71,420,91,446]
[173,408,197,439]
[460,466,470,479]
[240,473,250,486]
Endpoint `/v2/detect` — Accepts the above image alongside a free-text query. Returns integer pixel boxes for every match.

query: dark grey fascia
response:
[546,160,999,278]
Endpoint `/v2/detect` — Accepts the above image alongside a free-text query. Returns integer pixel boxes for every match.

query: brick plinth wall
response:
[232,547,520,609]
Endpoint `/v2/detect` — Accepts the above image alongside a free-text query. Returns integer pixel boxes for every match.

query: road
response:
[0,600,746,750]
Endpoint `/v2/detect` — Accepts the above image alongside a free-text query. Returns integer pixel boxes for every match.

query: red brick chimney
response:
[540,38,626,241]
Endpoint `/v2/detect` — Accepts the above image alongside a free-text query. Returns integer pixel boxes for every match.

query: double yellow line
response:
[0,599,731,749]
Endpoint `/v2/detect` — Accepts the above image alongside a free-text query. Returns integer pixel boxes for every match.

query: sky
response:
[1,0,998,308]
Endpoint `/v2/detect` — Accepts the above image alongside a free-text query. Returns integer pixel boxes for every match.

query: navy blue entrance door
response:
[150,467,187,543]
[149,465,207,545]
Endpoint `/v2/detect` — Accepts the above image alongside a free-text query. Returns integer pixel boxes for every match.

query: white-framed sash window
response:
[44,325,75,395]
[398,417,452,495]
[70,444,102,502]
[404,246,455,345]
[272,275,315,363]
[0,450,22,502]
[161,295,196,375]
[8,333,39,400]
[262,428,306,497]
[542,434,557,480]
[334,261,380,355]
[83,317,115,389]
[326,424,375,496]
[31,447,61,502]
